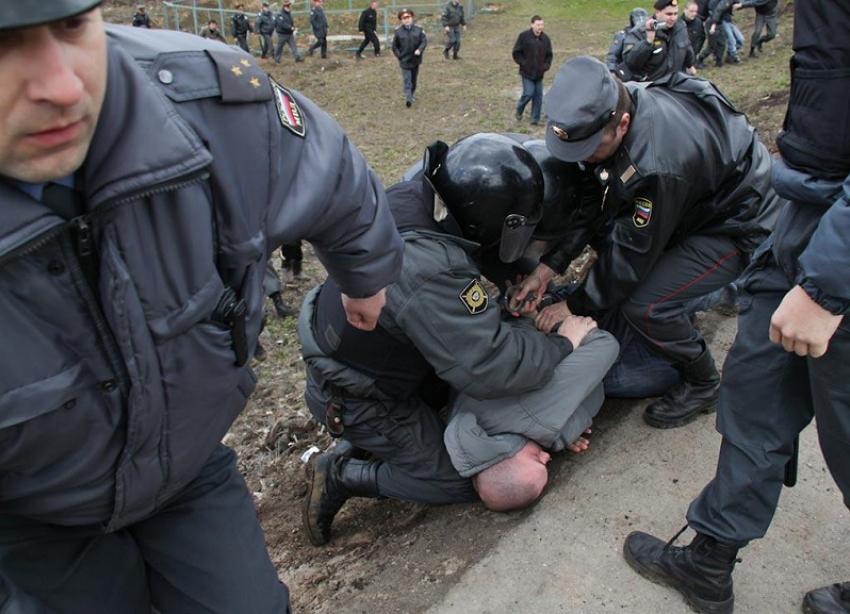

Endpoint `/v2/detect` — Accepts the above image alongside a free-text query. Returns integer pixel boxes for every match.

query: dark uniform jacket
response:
[255,10,276,35]
[542,74,780,313]
[770,0,850,314]
[0,26,401,530]
[275,9,296,34]
[392,24,427,68]
[441,1,465,28]
[132,11,150,28]
[606,26,630,70]
[231,11,253,37]
[623,18,695,82]
[683,14,705,56]
[740,0,778,16]
[310,5,328,37]
[512,28,553,81]
[359,6,377,32]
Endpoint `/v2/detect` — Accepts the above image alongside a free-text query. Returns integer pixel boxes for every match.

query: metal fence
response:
[161,0,490,47]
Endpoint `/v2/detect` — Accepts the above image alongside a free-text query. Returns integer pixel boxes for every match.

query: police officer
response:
[356,0,381,59]
[737,0,778,58]
[300,134,618,545]
[623,2,850,612]
[255,1,275,59]
[605,6,648,77]
[511,56,782,429]
[231,2,253,53]
[274,1,303,63]
[391,8,427,108]
[441,0,466,59]
[307,0,328,58]
[622,0,697,81]
[132,3,150,27]
[0,2,403,612]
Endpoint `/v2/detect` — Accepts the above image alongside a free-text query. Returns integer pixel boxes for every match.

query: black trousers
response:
[358,29,380,54]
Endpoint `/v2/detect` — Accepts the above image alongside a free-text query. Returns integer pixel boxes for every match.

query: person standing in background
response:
[357,0,381,58]
[512,15,552,126]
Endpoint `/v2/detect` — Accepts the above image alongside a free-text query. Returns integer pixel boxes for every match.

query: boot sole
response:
[623,541,734,614]
[643,400,718,429]
[302,459,330,546]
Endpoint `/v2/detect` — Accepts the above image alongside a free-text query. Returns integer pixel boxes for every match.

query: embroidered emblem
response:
[633,197,653,227]
[459,279,489,315]
[231,64,243,77]
[551,125,569,140]
[249,76,261,88]
[270,79,306,137]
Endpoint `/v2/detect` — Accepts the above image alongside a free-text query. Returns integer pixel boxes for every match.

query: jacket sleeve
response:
[441,4,449,26]
[392,31,401,58]
[605,31,625,69]
[417,29,428,53]
[623,30,654,72]
[393,245,573,400]
[265,90,403,299]
[570,175,691,312]
[798,171,850,315]
[511,32,525,66]
[358,10,366,31]
[544,35,553,72]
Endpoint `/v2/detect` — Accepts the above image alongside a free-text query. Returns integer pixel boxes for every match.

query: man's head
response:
[370,0,378,8]
[283,2,292,10]
[0,2,107,183]
[136,4,145,12]
[629,6,648,28]
[262,2,270,12]
[423,133,544,263]
[313,0,322,6]
[208,19,218,28]
[235,3,244,13]
[653,0,679,29]
[398,8,413,22]
[530,15,544,36]
[472,441,551,512]
[683,1,699,20]
[544,55,631,165]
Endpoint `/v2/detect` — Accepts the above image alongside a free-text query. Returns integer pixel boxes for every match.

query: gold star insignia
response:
[249,77,261,88]
[240,58,251,67]
[231,65,243,76]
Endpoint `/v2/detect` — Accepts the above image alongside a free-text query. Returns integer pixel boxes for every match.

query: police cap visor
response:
[0,0,104,31]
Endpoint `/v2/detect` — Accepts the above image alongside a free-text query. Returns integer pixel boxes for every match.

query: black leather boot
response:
[644,349,720,429]
[303,454,380,546]
[269,291,296,318]
[624,528,740,614]
[803,582,850,614]
[748,46,758,58]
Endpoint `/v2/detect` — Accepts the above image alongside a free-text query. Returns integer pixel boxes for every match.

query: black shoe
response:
[715,58,723,68]
[406,100,412,107]
[253,340,267,361]
[270,292,296,319]
[515,111,522,121]
[375,51,381,56]
[443,48,449,59]
[303,454,380,546]
[307,48,314,56]
[295,56,304,62]
[355,51,363,59]
[453,54,459,60]
[803,582,850,614]
[748,47,757,58]
[644,349,720,429]
[730,55,742,64]
[624,529,739,614]
[757,41,764,53]
[530,120,540,126]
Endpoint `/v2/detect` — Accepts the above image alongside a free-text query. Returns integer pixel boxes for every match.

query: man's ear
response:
[618,112,631,138]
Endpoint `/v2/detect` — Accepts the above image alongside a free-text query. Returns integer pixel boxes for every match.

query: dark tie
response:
[41,183,83,220]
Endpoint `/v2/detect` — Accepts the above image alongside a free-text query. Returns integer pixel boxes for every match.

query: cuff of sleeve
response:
[547,333,574,357]
[799,276,850,316]
[540,251,570,276]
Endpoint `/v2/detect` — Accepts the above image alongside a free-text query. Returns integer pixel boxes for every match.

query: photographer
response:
[622,0,696,82]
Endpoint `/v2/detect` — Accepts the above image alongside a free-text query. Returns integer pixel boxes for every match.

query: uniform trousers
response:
[0,446,289,614]
[274,33,301,61]
[751,12,777,48]
[445,26,461,55]
[235,34,250,53]
[358,29,380,55]
[401,66,420,104]
[259,32,273,58]
[687,247,850,543]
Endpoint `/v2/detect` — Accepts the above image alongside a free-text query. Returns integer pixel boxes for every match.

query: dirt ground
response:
[102,1,797,611]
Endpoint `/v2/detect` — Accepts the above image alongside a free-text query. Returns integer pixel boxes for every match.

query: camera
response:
[646,19,671,31]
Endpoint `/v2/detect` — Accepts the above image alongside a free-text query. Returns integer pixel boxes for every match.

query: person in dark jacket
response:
[708,0,744,63]
[301,133,618,545]
[0,2,403,612]
[605,6,648,76]
[695,0,728,67]
[356,0,381,58]
[440,0,466,59]
[511,55,783,430]
[131,3,150,27]
[200,19,227,43]
[231,2,253,53]
[512,15,553,126]
[683,1,706,56]
[274,1,303,62]
[622,0,697,82]
[307,0,328,58]
[623,3,850,613]
[255,1,275,59]
[737,0,778,57]
[391,8,427,107]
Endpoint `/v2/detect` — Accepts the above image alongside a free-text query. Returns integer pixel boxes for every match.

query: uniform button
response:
[63,399,77,410]
[100,379,118,392]
[47,260,66,275]
[158,69,174,84]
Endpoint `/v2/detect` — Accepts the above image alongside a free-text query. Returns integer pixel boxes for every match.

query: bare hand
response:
[508,263,555,314]
[709,24,716,34]
[687,65,697,75]
[534,302,571,332]
[341,288,387,331]
[567,428,593,454]
[769,285,843,357]
[555,314,597,348]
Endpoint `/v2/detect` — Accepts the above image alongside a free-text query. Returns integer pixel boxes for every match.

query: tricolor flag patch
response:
[270,79,306,138]
[632,197,652,228]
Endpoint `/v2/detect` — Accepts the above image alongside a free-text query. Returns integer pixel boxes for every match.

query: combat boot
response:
[624,528,740,614]
[748,47,758,58]
[803,582,850,614]
[303,454,380,545]
[269,291,296,318]
[644,349,720,429]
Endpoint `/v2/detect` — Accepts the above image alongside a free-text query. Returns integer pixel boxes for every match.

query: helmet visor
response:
[499,213,539,263]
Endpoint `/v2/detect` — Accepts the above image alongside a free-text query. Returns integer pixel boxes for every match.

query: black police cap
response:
[0,0,103,31]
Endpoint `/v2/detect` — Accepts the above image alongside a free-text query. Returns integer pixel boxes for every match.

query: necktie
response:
[41,183,83,220]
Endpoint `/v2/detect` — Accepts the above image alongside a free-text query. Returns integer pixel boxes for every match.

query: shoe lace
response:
[664,525,742,564]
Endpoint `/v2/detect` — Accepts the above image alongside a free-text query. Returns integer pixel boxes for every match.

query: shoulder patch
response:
[270,78,306,138]
[206,49,272,103]
[459,279,489,315]
[633,197,653,227]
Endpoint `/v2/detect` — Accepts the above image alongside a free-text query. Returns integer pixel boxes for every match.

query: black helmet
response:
[629,6,649,27]
[423,133,544,263]
[0,0,103,31]
[521,139,588,241]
